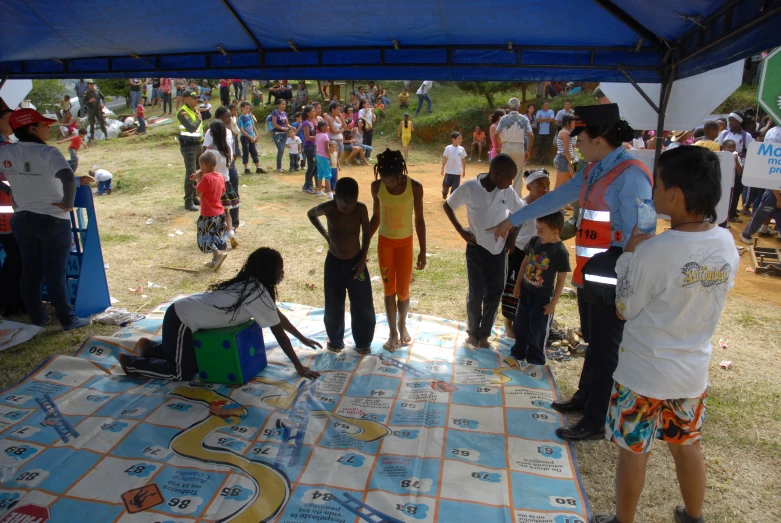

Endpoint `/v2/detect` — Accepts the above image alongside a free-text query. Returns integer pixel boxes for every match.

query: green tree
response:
[97,78,130,98]
[455,81,532,108]
[26,79,65,112]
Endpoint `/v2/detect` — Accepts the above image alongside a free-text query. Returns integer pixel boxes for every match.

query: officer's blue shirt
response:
[507,146,653,248]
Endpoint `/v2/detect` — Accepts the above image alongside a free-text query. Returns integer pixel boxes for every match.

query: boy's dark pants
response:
[241,136,259,164]
[123,302,198,381]
[137,116,146,133]
[324,252,376,349]
[511,288,552,365]
[466,244,507,339]
[571,289,624,432]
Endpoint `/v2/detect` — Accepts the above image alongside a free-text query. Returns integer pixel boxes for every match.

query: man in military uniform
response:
[83,81,108,141]
[177,89,204,211]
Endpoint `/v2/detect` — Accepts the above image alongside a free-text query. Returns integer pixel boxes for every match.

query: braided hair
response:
[208,247,282,321]
[373,148,407,181]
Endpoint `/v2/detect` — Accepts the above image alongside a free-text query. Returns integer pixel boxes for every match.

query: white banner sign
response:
[742,141,781,190]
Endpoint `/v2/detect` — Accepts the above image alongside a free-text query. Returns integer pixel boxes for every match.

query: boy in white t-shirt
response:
[441,131,467,199]
[285,128,302,172]
[594,147,738,523]
[443,154,522,348]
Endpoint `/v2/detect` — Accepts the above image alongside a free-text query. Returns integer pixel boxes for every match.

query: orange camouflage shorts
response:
[606,382,707,454]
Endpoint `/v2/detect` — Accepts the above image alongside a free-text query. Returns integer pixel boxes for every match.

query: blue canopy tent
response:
[1,0,780,154]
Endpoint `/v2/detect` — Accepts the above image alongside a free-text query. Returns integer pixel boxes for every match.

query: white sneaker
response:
[760,225,770,234]
[317,190,326,196]
[228,229,235,237]
[327,192,334,200]
[739,234,753,245]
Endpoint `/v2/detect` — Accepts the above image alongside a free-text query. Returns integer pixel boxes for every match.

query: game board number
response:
[252,446,271,455]
[142,446,160,456]
[229,426,249,434]
[560,518,585,523]
[396,504,418,515]
[0,498,18,510]
[167,403,188,411]
[400,479,420,489]
[217,437,235,448]
[370,390,386,396]
[361,413,378,421]
[532,413,549,420]
[551,497,578,507]
[450,448,471,457]
[399,402,417,410]
[4,446,28,457]
[263,429,282,437]
[337,455,356,464]
[10,426,30,436]
[124,465,147,475]
[475,387,492,393]
[332,422,350,430]
[531,400,547,408]
[168,498,191,509]
[15,472,39,481]
[88,347,107,358]
[4,395,25,404]
[121,408,138,415]
[311,491,335,502]
[426,365,441,372]
[471,472,489,480]
[392,430,412,438]
[456,358,475,366]
[221,487,243,497]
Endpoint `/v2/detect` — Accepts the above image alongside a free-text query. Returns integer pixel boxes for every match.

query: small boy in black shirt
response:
[511,211,570,364]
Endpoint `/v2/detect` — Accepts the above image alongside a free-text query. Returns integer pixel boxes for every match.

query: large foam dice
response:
[192,321,267,385]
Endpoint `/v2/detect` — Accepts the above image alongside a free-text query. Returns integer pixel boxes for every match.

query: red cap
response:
[9,109,57,130]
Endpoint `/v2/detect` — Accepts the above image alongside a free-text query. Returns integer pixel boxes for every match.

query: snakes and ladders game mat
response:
[0,300,590,523]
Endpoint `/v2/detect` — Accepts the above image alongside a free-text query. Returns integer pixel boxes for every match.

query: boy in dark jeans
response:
[307,177,376,355]
[237,101,262,174]
[511,211,570,364]
[443,154,523,348]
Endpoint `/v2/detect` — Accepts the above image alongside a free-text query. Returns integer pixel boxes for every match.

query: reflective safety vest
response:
[572,159,652,286]
[178,105,203,142]
[0,182,12,234]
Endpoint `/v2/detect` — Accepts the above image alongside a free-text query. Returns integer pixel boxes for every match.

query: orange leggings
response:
[377,235,413,301]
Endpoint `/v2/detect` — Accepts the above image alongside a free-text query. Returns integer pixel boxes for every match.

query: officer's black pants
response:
[572,288,624,432]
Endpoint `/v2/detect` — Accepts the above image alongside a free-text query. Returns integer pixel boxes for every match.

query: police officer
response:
[83,81,108,141]
[177,88,204,211]
[489,104,652,442]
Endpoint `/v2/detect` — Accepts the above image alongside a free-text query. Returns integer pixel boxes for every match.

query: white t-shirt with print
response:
[613,227,738,399]
[446,173,523,254]
[716,129,753,155]
[0,142,72,220]
[285,136,302,154]
[174,285,280,332]
[443,144,467,175]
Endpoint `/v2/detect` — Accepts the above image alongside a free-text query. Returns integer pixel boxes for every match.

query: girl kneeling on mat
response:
[118,248,322,381]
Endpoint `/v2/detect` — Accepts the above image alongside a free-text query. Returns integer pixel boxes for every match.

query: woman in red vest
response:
[489,104,653,442]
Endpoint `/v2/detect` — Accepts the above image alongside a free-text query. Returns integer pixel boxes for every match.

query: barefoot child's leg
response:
[383,296,400,351]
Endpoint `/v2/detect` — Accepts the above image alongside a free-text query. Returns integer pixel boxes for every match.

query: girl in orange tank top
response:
[369,149,427,352]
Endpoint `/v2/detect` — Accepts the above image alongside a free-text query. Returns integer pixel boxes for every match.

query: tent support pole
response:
[592,0,666,49]
[219,0,263,51]
[619,66,659,113]
[654,64,676,172]
[0,75,7,91]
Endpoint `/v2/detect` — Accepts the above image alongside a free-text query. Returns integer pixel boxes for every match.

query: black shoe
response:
[674,506,704,523]
[184,204,199,212]
[256,167,266,174]
[192,197,200,205]
[555,424,605,442]
[244,168,251,175]
[728,216,742,223]
[106,188,112,195]
[592,515,619,523]
[551,398,585,413]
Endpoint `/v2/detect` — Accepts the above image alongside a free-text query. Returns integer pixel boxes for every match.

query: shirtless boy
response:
[308,177,376,354]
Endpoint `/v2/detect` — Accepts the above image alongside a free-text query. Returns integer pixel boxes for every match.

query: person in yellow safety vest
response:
[489,103,652,442]
[178,89,204,211]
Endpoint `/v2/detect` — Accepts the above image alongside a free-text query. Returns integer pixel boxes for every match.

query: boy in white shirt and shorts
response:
[441,131,467,199]
[594,147,739,523]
